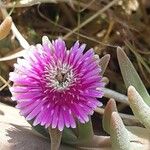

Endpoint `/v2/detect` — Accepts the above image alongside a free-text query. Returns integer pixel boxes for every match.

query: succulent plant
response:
[26,47,150,150]
[0,15,150,149]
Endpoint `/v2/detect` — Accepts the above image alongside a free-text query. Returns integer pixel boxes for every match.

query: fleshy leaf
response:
[127,126,150,149]
[110,112,131,150]
[128,86,150,130]
[62,128,77,145]
[28,120,49,138]
[117,47,150,105]
[99,54,110,75]
[102,99,117,134]
[76,119,94,145]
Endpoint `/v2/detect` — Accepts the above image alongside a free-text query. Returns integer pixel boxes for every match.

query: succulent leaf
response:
[128,86,150,130]
[99,54,110,75]
[117,47,150,105]
[127,126,150,150]
[110,112,131,150]
[102,99,117,134]
[61,128,77,145]
[76,119,94,145]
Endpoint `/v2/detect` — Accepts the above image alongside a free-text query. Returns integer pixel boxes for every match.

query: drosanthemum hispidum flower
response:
[9,36,104,131]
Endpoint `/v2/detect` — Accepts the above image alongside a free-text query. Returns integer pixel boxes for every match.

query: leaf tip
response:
[117,46,125,58]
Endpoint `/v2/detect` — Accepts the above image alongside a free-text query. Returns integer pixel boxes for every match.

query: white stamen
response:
[45,61,75,91]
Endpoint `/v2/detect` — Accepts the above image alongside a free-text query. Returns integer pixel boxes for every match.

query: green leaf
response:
[117,47,150,105]
[100,54,110,75]
[102,99,117,134]
[28,120,49,138]
[110,112,131,150]
[76,119,94,145]
[128,86,150,130]
[127,126,150,149]
[62,128,77,145]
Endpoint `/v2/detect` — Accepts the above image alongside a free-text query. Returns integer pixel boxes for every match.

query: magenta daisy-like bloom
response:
[9,36,104,131]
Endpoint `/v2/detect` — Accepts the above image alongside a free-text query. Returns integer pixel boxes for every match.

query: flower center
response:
[55,71,67,83]
[45,63,74,91]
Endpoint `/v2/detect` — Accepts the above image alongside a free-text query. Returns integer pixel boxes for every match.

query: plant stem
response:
[103,88,129,104]
[48,127,62,150]
[95,107,143,127]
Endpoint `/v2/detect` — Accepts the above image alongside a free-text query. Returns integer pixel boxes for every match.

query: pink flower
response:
[9,36,104,131]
